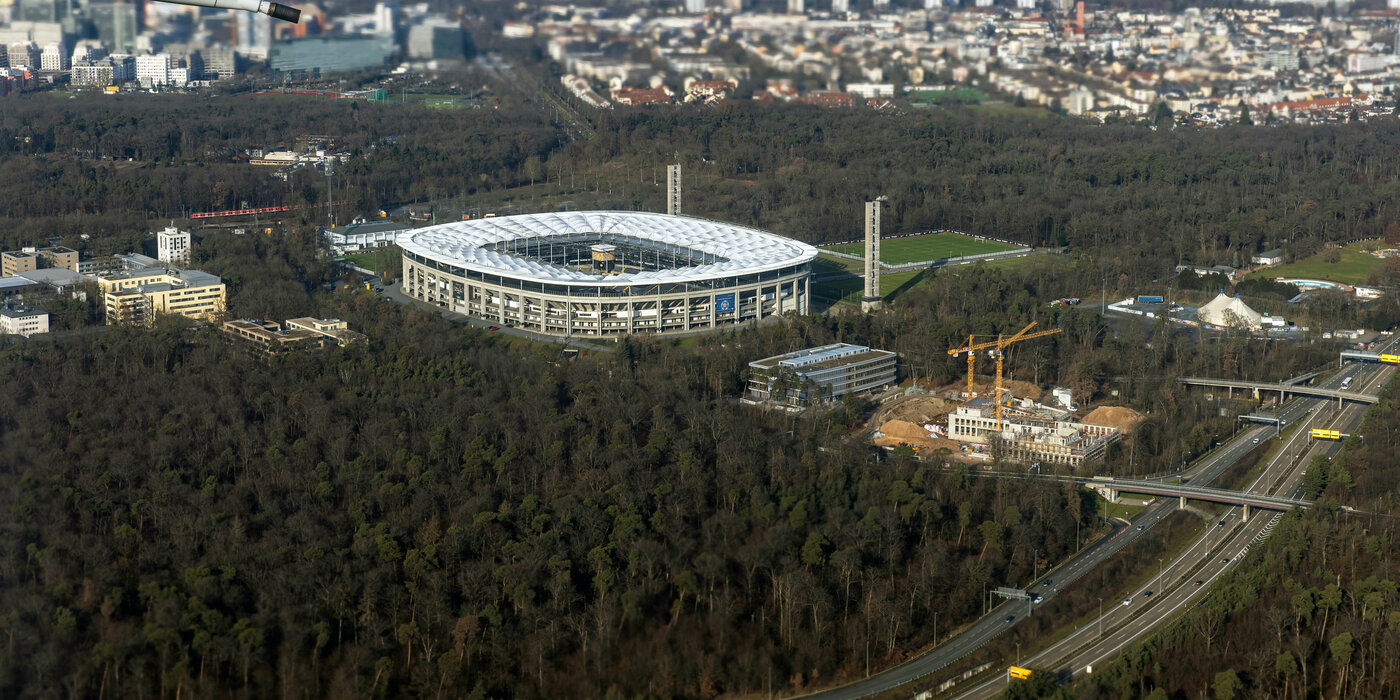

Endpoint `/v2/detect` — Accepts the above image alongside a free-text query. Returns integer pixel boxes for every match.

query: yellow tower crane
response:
[947,322,1063,431]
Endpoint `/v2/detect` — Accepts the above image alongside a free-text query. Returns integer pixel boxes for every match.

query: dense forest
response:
[6,89,1400,296]
[3,86,1399,697]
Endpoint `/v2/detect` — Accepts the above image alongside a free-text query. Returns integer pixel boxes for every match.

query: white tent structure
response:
[1197,292,1263,330]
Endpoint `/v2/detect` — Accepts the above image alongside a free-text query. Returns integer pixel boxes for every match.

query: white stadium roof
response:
[396,211,818,285]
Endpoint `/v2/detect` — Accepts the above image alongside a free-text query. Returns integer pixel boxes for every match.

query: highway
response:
[795,333,1394,700]
[949,338,1397,699]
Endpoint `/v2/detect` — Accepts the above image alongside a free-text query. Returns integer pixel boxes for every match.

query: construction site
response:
[868,322,1142,469]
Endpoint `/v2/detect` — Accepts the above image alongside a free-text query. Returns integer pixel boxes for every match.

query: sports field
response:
[826,233,1023,265]
[1244,242,1386,286]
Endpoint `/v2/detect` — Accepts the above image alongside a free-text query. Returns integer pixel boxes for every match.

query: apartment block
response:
[98,267,226,325]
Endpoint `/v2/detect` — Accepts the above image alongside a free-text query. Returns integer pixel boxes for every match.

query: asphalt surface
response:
[797,335,1396,700]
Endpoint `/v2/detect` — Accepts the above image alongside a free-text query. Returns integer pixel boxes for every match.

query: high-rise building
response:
[373,0,398,34]
[406,18,464,60]
[200,46,238,80]
[831,0,848,13]
[17,0,65,24]
[787,0,804,13]
[7,42,40,69]
[0,45,9,70]
[157,226,192,265]
[90,3,140,53]
[234,10,272,59]
[40,41,67,70]
[685,0,705,13]
[134,52,171,86]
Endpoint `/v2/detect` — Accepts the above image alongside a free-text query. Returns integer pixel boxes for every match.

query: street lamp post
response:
[1016,642,1021,665]
[1156,557,1164,590]
[1098,597,1103,640]
[933,611,939,645]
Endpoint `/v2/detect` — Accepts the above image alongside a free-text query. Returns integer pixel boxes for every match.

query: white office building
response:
[0,305,49,337]
[157,225,192,265]
[135,52,172,86]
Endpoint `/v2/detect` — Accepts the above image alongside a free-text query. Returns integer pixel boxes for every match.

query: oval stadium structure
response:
[398,211,819,337]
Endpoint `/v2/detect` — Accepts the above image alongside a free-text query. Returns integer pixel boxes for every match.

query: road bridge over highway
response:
[1083,477,1311,518]
[1177,376,1377,405]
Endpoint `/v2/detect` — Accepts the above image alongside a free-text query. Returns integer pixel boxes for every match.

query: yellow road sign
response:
[1310,428,1341,440]
[1008,666,1032,680]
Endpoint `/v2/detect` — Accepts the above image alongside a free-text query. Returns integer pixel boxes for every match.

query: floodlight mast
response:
[157,0,301,22]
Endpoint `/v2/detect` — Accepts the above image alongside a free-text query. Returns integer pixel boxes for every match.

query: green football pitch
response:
[826,233,1022,264]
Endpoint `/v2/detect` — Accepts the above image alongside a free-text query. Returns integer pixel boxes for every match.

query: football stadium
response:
[397,211,819,337]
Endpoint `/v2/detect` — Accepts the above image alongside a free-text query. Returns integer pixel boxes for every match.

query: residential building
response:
[98,267,226,325]
[157,225,192,265]
[745,343,897,406]
[2,246,76,276]
[1174,264,1237,281]
[1,250,37,277]
[322,220,408,255]
[0,304,49,337]
[39,41,67,71]
[1252,249,1283,266]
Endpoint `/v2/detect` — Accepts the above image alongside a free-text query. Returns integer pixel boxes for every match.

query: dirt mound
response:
[879,419,936,441]
[1082,406,1145,433]
[873,431,963,453]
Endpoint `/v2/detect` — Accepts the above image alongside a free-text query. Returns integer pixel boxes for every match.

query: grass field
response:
[1246,242,1386,286]
[826,233,1022,264]
[811,270,926,304]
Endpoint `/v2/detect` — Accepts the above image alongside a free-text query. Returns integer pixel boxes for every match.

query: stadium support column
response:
[861,199,883,312]
[667,164,682,216]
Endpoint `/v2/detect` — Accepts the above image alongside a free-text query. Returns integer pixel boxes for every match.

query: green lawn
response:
[1246,242,1386,286]
[825,233,1023,264]
[341,252,379,271]
[812,269,926,304]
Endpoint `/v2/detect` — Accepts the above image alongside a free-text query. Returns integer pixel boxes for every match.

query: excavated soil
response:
[1081,405,1145,433]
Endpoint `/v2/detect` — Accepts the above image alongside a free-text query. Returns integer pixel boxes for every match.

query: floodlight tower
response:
[861,197,886,313]
[666,163,682,216]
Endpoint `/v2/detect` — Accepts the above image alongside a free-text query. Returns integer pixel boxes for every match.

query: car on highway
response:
[1221,558,1230,564]
[1042,579,1053,587]
[1031,593,1043,604]
[1005,615,1015,624]
[1218,520,1226,527]
[487,326,500,331]
[1252,438,1259,444]
[1122,597,1132,606]
[1143,590,1153,598]
[1194,580,1204,586]
[1136,525,1144,530]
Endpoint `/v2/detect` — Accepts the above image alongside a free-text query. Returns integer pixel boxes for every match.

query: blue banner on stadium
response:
[716,293,735,313]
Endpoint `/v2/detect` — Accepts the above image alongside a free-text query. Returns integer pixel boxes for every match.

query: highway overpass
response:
[1177,376,1378,405]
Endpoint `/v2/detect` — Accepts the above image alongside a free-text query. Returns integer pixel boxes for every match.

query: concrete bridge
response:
[1176,376,1377,405]
[1085,477,1311,519]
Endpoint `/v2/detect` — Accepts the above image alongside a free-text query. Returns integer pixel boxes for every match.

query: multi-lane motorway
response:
[797,336,1395,700]
[951,343,1397,699]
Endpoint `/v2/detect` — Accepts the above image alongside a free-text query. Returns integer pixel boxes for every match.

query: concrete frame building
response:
[948,397,1120,468]
[744,343,898,406]
[98,267,226,326]
[666,164,682,216]
[398,211,816,337]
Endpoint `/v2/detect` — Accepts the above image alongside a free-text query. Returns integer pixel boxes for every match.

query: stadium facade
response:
[397,211,818,337]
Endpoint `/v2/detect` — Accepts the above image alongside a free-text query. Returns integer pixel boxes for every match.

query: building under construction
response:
[948,396,1119,468]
